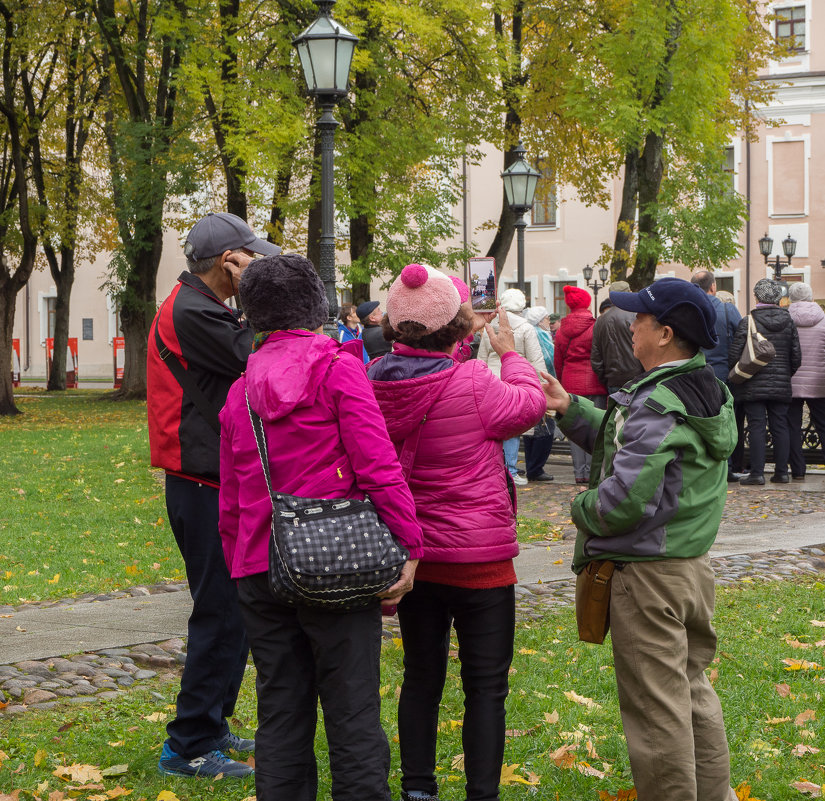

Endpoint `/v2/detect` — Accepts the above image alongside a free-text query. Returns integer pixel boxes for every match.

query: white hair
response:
[788,282,813,303]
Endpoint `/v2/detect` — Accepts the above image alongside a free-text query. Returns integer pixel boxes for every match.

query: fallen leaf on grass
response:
[100,765,128,777]
[783,634,812,649]
[791,781,822,797]
[766,715,791,724]
[0,792,21,801]
[783,659,823,671]
[156,792,181,801]
[451,753,464,771]
[810,620,825,628]
[598,790,637,801]
[775,683,793,697]
[563,690,601,709]
[748,739,780,758]
[708,667,719,685]
[792,744,821,756]
[576,761,605,778]
[795,709,817,726]
[505,724,541,738]
[142,712,167,722]
[0,750,9,764]
[549,744,577,768]
[499,763,539,786]
[544,710,559,724]
[735,783,766,801]
[53,765,103,783]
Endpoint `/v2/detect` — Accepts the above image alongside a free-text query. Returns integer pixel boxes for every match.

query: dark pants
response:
[164,475,249,758]
[729,400,747,473]
[397,582,515,801]
[237,572,390,801]
[523,417,555,479]
[743,400,790,477]
[789,397,825,478]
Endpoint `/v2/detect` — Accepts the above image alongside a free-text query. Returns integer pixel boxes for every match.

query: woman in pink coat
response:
[367,264,546,801]
[218,255,423,801]
[554,285,607,483]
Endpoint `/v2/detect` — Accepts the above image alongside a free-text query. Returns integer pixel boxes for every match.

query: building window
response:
[776,6,806,51]
[723,147,736,194]
[82,318,94,341]
[531,160,557,227]
[551,281,576,317]
[46,297,57,339]
[716,276,735,295]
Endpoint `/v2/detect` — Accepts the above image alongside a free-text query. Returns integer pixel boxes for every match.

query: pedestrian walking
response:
[367,264,546,801]
[147,211,281,778]
[477,287,545,486]
[543,277,739,801]
[554,285,607,484]
[728,279,801,485]
[219,255,422,801]
[786,282,825,479]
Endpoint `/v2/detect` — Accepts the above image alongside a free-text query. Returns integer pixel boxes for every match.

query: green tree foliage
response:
[531,0,781,287]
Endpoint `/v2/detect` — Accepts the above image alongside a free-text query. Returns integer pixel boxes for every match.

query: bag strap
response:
[154,312,221,436]
[245,384,279,510]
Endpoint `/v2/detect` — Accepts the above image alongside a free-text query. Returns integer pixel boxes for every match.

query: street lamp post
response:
[293,0,358,335]
[501,142,540,296]
[582,264,609,315]
[758,232,797,282]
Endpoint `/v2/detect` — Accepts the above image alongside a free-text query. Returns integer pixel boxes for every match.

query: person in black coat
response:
[728,279,801,485]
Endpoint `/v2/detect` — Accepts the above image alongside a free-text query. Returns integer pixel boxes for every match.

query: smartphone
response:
[468,257,497,311]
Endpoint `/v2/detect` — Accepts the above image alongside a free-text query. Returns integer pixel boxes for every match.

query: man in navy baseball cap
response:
[609,276,719,350]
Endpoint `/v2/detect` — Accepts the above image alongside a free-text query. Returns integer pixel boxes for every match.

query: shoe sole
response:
[158,764,253,779]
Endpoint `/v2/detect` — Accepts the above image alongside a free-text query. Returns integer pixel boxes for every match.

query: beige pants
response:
[610,555,734,801]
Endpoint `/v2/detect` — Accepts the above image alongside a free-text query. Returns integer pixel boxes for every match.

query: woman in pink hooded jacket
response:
[218,254,423,801]
[367,264,546,801]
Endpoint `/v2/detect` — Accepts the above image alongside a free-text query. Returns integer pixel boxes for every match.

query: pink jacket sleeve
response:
[473,352,547,440]
[331,357,425,559]
[218,383,242,571]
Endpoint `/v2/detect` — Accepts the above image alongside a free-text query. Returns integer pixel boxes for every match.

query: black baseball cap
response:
[184,212,282,261]
[609,277,718,349]
[356,300,380,322]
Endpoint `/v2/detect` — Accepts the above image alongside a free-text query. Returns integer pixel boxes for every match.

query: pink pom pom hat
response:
[386,264,461,334]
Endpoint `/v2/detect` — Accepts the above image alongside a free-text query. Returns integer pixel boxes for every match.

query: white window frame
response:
[766,134,810,218]
[769,1,811,74]
[38,287,57,346]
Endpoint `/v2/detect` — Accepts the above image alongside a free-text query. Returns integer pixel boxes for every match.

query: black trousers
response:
[397,582,515,801]
[237,572,391,801]
[164,475,249,758]
[789,397,825,477]
[744,400,790,477]
[523,417,555,478]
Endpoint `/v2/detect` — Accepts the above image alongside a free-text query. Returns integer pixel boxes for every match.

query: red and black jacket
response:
[147,271,253,486]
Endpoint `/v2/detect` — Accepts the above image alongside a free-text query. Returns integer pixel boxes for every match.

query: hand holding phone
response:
[486,304,515,357]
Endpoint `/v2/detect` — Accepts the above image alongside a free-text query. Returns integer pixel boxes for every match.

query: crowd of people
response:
[145,211,823,801]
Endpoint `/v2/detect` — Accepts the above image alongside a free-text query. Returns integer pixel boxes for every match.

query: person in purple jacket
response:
[367,264,546,801]
[218,254,423,801]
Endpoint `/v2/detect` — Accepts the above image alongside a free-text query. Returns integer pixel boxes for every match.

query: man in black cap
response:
[147,212,280,778]
[358,300,391,359]
[542,277,738,801]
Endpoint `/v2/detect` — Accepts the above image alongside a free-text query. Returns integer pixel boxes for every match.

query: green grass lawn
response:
[0,391,181,606]
[2,579,825,800]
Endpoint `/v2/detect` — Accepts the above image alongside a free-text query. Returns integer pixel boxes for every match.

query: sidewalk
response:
[3,460,824,666]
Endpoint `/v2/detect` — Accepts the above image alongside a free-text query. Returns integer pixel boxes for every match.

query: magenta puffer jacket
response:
[368,346,546,564]
[218,330,424,579]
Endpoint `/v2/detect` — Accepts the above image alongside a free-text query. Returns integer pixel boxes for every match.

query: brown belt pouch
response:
[575,559,616,644]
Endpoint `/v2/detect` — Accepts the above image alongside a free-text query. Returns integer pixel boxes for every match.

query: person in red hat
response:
[554,285,607,484]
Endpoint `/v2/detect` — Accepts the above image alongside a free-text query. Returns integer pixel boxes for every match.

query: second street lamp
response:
[758,231,797,282]
[293,0,358,335]
[582,264,609,315]
[501,142,540,296]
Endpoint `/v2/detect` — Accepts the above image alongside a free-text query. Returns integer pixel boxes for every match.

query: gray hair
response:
[187,247,244,276]
[788,282,813,303]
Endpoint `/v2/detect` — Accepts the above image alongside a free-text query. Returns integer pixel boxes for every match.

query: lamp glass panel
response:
[307,37,338,91]
[598,267,609,283]
[783,236,797,258]
[296,42,315,90]
[335,37,356,91]
[582,265,593,281]
[759,235,773,257]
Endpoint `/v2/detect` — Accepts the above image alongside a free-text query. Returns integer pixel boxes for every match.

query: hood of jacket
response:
[789,300,825,329]
[558,308,595,339]
[368,350,457,441]
[245,330,344,423]
[624,353,736,462]
[752,305,793,333]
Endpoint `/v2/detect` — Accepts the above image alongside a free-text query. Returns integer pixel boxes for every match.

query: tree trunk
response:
[633,131,665,288]
[269,161,293,247]
[0,286,20,415]
[611,150,639,284]
[349,212,373,304]
[46,252,75,391]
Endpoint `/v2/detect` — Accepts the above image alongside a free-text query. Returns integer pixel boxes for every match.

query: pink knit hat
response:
[564,285,591,310]
[387,264,461,334]
[449,275,470,304]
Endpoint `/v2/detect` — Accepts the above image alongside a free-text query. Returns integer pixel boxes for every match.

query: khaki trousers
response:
[610,555,734,801]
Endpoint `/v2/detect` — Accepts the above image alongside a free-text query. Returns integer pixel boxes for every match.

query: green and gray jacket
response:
[558,352,736,573]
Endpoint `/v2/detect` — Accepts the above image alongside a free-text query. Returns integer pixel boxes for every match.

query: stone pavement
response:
[2,455,825,715]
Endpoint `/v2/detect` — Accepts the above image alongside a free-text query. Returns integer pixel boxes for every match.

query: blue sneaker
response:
[157,742,254,778]
[219,731,255,753]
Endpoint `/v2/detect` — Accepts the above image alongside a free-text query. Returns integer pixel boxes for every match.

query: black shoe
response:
[527,473,554,482]
[793,475,806,481]
[401,792,439,801]
[770,473,790,484]
[739,474,765,486]
[727,472,747,483]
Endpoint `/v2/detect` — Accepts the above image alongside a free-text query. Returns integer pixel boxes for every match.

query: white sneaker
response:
[511,474,528,486]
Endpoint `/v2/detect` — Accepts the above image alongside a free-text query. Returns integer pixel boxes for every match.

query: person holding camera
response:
[147,212,281,779]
